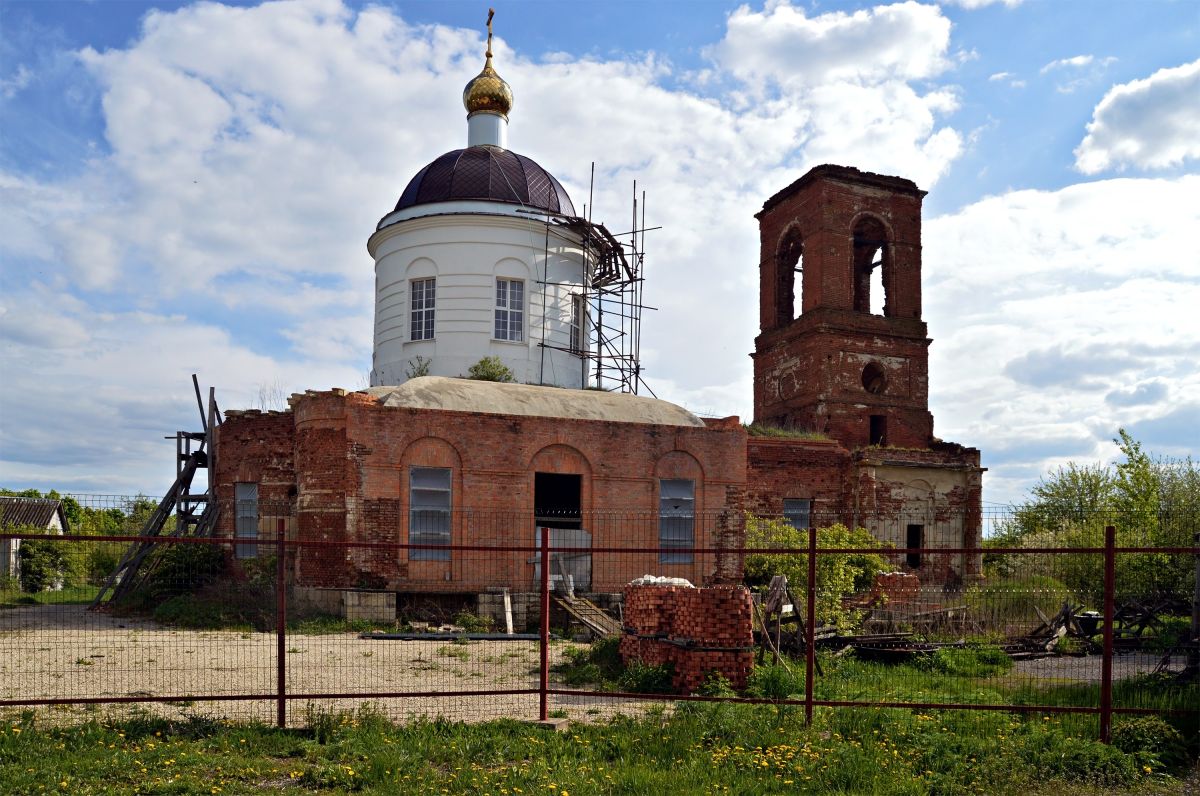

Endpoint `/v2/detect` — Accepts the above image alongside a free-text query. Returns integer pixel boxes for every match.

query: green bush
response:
[141,542,226,600]
[695,670,736,698]
[746,662,803,700]
[918,645,1014,678]
[618,662,674,694]
[452,610,493,632]
[744,517,889,631]
[1032,737,1139,788]
[1111,716,1188,769]
[554,635,626,687]
[466,356,515,383]
[18,538,68,593]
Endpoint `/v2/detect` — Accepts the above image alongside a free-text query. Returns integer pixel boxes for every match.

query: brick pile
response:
[620,584,754,693]
[871,571,921,604]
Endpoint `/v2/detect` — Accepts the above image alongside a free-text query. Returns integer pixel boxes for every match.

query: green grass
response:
[0,702,1193,796]
[0,584,99,609]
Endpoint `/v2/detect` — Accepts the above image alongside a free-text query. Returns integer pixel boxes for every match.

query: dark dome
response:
[392,147,575,218]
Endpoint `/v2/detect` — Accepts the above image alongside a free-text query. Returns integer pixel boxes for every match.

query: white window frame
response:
[658,478,694,564]
[410,278,436,341]
[783,498,812,532]
[409,466,451,561]
[494,278,525,342]
[234,482,259,559]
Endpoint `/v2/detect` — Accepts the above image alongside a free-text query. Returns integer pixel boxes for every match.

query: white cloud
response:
[1040,54,1096,74]
[0,64,32,98]
[942,0,1023,8]
[1039,54,1117,94]
[714,1,952,88]
[1075,58,1200,174]
[923,175,1200,502]
[708,1,962,187]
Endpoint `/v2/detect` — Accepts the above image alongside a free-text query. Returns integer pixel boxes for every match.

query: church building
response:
[211,15,982,609]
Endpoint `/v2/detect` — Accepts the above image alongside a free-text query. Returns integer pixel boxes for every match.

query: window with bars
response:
[410,278,436,341]
[783,498,812,531]
[659,478,695,564]
[494,278,524,342]
[410,466,451,560]
[570,294,587,354]
[234,482,258,559]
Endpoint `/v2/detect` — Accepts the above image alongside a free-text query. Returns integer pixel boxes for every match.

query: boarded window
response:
[783,498,812,531]
[234,482,258,559]
[410,466,451,560]
[659,479,695,564]
[495,278,525,341]
[410,278,436,341]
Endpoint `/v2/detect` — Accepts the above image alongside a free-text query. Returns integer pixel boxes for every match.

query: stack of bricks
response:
[620,584,754,693]
[871,571,921,604]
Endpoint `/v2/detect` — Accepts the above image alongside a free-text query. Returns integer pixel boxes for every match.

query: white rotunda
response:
[368,14,593,389]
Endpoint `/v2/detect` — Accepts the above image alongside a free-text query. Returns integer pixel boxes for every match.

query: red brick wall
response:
[281,390,747,593]
[212,410,296,537]
[745,437,852,521]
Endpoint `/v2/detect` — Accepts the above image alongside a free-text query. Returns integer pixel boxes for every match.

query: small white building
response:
[0,496,70,580]
[369,22,591,388]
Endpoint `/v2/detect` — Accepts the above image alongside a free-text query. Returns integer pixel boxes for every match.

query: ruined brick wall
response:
[212,410,296,539]
[745,436,983,585]
[280,390,747,594]
[853,445,984,584]
[621,584,754,693]
[745,437,853,521]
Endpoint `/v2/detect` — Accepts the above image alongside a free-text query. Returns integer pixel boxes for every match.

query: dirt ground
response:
[3,605,1186,727]
[0,604,649,726]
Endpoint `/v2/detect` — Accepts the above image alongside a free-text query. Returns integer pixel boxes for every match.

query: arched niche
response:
[406,256,438,280]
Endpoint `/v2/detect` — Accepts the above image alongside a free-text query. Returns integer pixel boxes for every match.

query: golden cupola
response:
[463,9,513,121]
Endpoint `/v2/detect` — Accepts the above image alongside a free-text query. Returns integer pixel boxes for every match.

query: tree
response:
[991,431,1198,601]
[743,515,889,631]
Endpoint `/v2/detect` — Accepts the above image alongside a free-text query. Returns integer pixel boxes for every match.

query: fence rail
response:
[0,498,1196,743]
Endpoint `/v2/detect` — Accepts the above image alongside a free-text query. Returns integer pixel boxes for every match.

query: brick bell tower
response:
[751,165,935,450]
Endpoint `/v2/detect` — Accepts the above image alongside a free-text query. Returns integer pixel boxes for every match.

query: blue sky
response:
[1,0,1198,503]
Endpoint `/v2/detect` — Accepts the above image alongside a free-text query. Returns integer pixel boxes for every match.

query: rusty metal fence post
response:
[276,517,287,728]
[539,527,550,722]
[805,524,817,726]
[1100,524,1115,743]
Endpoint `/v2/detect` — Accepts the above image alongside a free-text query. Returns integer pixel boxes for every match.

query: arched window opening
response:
[852,217,889,316]
[775,227,804,327]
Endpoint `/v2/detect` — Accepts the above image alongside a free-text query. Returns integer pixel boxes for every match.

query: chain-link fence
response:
[1,495,1195,743]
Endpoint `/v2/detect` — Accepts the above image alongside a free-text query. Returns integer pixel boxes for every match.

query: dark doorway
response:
[906,524,923,569]
[869,415,887,446]
[535,473,582,530]
[534,472,589,591]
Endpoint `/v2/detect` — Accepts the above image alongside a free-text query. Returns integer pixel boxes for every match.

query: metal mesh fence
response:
[0,495,1195,741]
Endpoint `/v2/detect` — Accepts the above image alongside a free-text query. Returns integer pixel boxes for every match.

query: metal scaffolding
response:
[532,168,656,396]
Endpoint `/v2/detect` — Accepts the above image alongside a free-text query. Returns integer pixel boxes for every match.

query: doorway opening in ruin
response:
[534,472,582,529]
[533,472,589,591]
[906,524,924,569]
